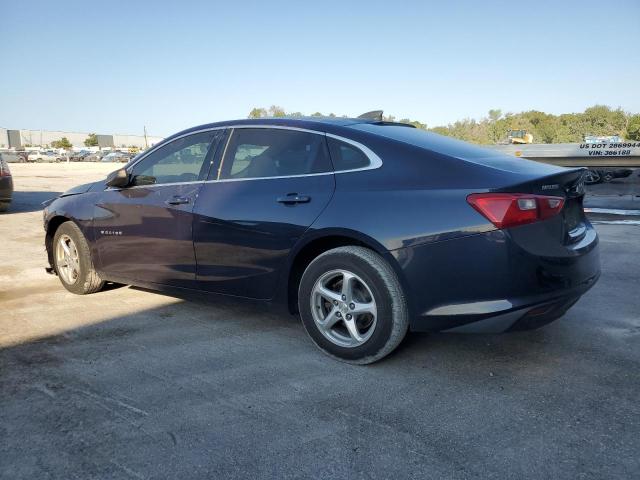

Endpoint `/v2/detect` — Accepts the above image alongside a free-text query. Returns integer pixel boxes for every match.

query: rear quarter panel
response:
[311,134,502,251]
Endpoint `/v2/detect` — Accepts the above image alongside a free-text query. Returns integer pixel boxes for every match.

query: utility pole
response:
[143,126,148,149]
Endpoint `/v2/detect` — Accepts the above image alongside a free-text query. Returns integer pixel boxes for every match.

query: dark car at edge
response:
[0,154,13,212]
[42,116,600,363]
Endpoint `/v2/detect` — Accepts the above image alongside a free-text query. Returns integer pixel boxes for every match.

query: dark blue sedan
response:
[43,116,600,363]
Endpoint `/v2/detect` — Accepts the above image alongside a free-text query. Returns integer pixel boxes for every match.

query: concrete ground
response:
[1,163,639,479]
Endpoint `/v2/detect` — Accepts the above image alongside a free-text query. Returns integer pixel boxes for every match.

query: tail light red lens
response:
[0,159,11,177]
[467,193,565,229]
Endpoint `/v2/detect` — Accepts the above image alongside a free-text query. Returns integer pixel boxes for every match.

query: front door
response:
[193,127,335,299]
[94,130,221,287]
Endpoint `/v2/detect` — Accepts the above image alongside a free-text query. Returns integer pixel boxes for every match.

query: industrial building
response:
[0,127,164,150]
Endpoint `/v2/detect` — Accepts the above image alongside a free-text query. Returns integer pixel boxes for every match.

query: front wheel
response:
[298,246,409,364]
[53,222,104,294]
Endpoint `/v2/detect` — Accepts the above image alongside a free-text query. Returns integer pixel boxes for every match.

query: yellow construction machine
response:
[507,129,533,144]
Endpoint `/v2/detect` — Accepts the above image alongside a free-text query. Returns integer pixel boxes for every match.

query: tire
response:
[0,202,8,213]
[52,221,104,294]
[584,169,601,185]
[298,246,409,364]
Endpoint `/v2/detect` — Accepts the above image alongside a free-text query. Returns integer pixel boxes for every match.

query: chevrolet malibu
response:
[43,116,600,363]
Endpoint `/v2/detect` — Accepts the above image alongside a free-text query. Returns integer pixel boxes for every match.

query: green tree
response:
[626,114,640,140]
[430,126,450,136]
[84,133,99,147]
[486,109,504,144]
[520,111,558,143]
[582,105,626,136]
[268,105,286,117]
[248,107,267,118]
[51,137,72,149]
[399,118,427,130]
[248,104,639,144]
[556,113,584,143]
[536,120,559,144]
[488,109,502,122]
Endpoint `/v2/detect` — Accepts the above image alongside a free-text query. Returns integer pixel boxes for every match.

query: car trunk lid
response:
[497,168,589,246]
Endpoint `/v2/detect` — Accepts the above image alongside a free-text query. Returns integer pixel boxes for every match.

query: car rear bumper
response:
[436,275,598,333]
[391,226,600,333]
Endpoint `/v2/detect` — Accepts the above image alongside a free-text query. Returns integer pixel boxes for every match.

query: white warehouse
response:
[0,127,164,149]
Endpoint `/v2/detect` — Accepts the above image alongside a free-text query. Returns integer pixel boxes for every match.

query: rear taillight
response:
[467,193,565,229]
[0,159,10,177]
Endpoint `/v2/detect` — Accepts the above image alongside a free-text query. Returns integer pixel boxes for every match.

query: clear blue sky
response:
[2,0,639,137]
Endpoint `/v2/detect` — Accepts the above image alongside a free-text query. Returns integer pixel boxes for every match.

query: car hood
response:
[42,180,105,208]
[61,181,98,197]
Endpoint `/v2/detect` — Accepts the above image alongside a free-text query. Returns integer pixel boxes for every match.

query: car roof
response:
[211,116,368,127]
[165,117,418,146]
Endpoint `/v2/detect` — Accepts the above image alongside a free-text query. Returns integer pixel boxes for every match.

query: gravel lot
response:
[1,163,639,479]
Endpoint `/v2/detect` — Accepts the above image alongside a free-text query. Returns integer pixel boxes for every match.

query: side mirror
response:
[106,168,130,188]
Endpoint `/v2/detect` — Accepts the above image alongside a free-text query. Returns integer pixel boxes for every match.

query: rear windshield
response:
[351,124,561,175]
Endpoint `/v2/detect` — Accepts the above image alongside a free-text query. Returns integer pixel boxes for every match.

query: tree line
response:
[248,105,640,143]
[42,133,137,150]
[46,133,98,149]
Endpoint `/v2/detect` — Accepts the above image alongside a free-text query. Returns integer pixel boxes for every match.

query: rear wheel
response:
[53,222,104,294]
[298,246,408,364]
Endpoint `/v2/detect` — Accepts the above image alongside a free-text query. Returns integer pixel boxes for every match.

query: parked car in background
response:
[127,151,145,164]
[42,116,600,364]
[584,168,633,184]
[0,155,13,212]
[583,135,621,144]
[0,150,25,163]
[28,151,63,163]
[69,151,91,162]
[84,151,108,162]
[101,152,130,163]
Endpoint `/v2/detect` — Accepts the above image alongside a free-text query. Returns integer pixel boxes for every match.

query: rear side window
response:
[327,138,370,171]
[219,128,331,180]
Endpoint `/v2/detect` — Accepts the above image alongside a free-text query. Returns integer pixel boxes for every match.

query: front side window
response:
[130,131,216,186]
[219,128,331,180]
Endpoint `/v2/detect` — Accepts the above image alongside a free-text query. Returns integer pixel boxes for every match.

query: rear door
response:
[192,127,335,299]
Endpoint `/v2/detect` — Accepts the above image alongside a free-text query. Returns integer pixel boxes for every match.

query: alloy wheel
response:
[310,269,377,348]
[55,234,80,285]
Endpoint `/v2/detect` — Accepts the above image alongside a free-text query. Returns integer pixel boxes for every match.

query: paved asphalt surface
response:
[1,164,639,479]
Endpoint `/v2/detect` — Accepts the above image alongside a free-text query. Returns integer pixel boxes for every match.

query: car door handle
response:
[277,194,311,204]
[165,196,190,206]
